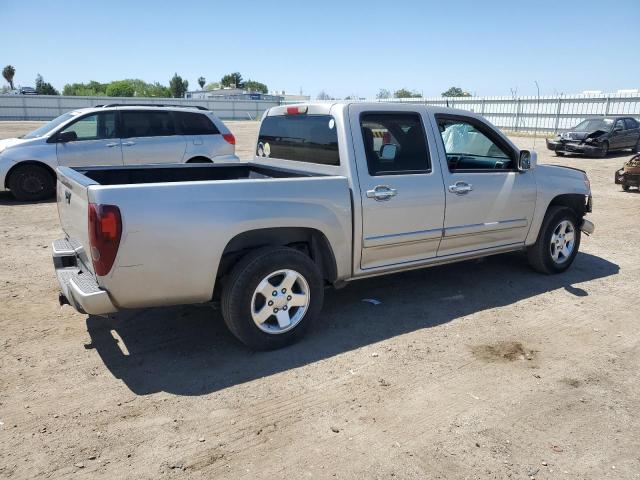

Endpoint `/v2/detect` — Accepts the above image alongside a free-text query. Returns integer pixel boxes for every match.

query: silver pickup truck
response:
[53,102,594,349]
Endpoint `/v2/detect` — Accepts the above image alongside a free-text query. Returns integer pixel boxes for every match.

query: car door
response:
[349,104,445,270]
[610,119,629,149]
[433,114,536,257]
[56,112,123,166]
[120,110,187,164]
[624,118,640,148]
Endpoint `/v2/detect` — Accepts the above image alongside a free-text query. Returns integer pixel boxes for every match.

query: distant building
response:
[185,87,282,101]
[271,90,311,103]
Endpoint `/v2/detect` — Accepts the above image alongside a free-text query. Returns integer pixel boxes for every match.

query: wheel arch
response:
[185,156,212,163]
[217,227,338,291]
[5,160,57,189]
[547,193,589,218]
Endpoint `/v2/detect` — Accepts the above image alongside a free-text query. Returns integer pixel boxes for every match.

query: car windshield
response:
[572,118,614,132]
[21,112,78,139]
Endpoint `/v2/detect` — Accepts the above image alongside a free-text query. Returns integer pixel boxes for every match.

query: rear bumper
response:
[53,238,117,315]
[546,139,604,156]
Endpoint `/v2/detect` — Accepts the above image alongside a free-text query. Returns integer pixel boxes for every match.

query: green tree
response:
[441,86,471,97]
[220,72,243,88]
[169,73,189,98]
[2,65,16,89]
[63,81,108,96]
[197,76,206,89]
[394,88,420,98]
[35,74,59,95]
[244,80,268,94]
[317,90,333,100]
[204,82,220,91]
[376,88,391,99]
[106,80,135,97]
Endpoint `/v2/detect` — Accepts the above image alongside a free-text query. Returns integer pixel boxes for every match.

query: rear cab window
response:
[256,114,339,165]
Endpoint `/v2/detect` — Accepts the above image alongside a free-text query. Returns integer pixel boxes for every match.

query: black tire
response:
[186,156,212,163]
[597,141,609,158]
[622,183,630,191]
[527,206,581,274]
[633,138,640,153]
[221,246,324,350]
[555,151,565,157]
[8,164,55,201]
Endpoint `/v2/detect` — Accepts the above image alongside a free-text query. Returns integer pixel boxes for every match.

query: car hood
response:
[559,130,607,141]
[0,137,35,153]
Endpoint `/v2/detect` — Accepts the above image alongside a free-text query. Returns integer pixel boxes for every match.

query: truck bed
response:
[76,162,316,186]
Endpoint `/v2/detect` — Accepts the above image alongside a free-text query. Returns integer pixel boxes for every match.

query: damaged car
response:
[546,116,640,157]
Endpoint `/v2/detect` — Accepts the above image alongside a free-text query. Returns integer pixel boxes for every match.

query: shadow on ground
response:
[0,191,55,205]
[86,251,618,396]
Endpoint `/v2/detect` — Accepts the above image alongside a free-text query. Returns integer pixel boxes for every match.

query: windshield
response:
[21,112,78,139]
[572,118,614,132]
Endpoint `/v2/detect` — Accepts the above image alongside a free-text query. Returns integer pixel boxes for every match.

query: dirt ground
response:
[1,120,639,480]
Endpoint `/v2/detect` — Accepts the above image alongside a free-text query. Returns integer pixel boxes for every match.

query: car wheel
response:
[555,151,565,157]
[598,141,609,158]
[622,183,630,191]
[8,164,55,201]
[633,138,640,153]
[527,206,581,274]
[221,246,324,350]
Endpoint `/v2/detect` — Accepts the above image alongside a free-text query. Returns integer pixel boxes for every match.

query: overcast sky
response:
[3,0,639,98]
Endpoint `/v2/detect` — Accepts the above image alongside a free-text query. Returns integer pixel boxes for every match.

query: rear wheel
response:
[8,164,55,201]
[221,246,324,350]
[633,138,639,153]
[527,206,581,274]
[186,156,212,163]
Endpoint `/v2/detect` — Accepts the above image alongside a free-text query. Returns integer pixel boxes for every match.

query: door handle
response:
[366,185,398,201]
[122,141,136,147]
[105,142,119,148]
[448,181,473,195]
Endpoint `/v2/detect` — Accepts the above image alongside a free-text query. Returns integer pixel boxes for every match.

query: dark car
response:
[546,116,640,157]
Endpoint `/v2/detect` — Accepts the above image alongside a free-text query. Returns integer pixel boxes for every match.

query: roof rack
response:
[95,103,209,111]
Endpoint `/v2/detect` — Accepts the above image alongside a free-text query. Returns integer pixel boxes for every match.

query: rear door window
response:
[121,111,175,138]
[175,111,220,135]
[257,114,339,165]
[624,118,638,129]
[360,113,430,176]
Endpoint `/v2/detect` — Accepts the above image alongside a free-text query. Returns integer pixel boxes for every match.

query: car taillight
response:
[223,133,236,145]
[88,203,122,276]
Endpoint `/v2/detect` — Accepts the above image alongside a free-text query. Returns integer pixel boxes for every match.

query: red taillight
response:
[286,106,308,115]
[88,203,122,276]
[223,133,236,145]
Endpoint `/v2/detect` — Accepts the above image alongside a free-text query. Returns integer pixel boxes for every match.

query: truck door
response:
[432,114,536,257]
[348,104,445,270]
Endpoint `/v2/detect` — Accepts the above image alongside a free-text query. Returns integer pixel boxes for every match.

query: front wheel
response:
[597,141,609,158]
[527,206,581,274]
[221,246,324,350]
[8,164,55,201]
[555,151,565,157]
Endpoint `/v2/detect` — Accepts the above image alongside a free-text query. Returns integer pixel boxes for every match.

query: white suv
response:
[0,104,239,200]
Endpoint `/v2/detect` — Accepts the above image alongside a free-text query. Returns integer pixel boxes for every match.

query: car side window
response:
[60,112,117,141]
[359,113,430,176]
[624,118,638,130]
[614,119,626,131]
[175,112,220,135]
[121,111,175,138]
[437,118,513,171]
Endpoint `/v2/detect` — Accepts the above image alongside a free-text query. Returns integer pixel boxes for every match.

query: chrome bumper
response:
[53,238,117,315]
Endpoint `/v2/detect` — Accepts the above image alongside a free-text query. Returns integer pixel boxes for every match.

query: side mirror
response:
[518,150,536,171]
[379,143,398,161]
[57,131,77,143]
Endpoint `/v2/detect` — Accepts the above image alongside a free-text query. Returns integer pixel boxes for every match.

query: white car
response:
[0,104,239,200]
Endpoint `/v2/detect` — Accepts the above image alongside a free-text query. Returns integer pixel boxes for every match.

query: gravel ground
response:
[1,120,639,479]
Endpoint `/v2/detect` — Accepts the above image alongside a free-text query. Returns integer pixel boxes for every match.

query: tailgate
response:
[55,167,98,274]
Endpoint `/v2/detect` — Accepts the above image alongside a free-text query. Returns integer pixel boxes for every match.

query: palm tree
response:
[198,76,206,90]
[3,65,15,90]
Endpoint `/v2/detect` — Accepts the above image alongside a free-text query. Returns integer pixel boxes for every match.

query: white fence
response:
[378,93,640,133]
[0,95,279,121]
